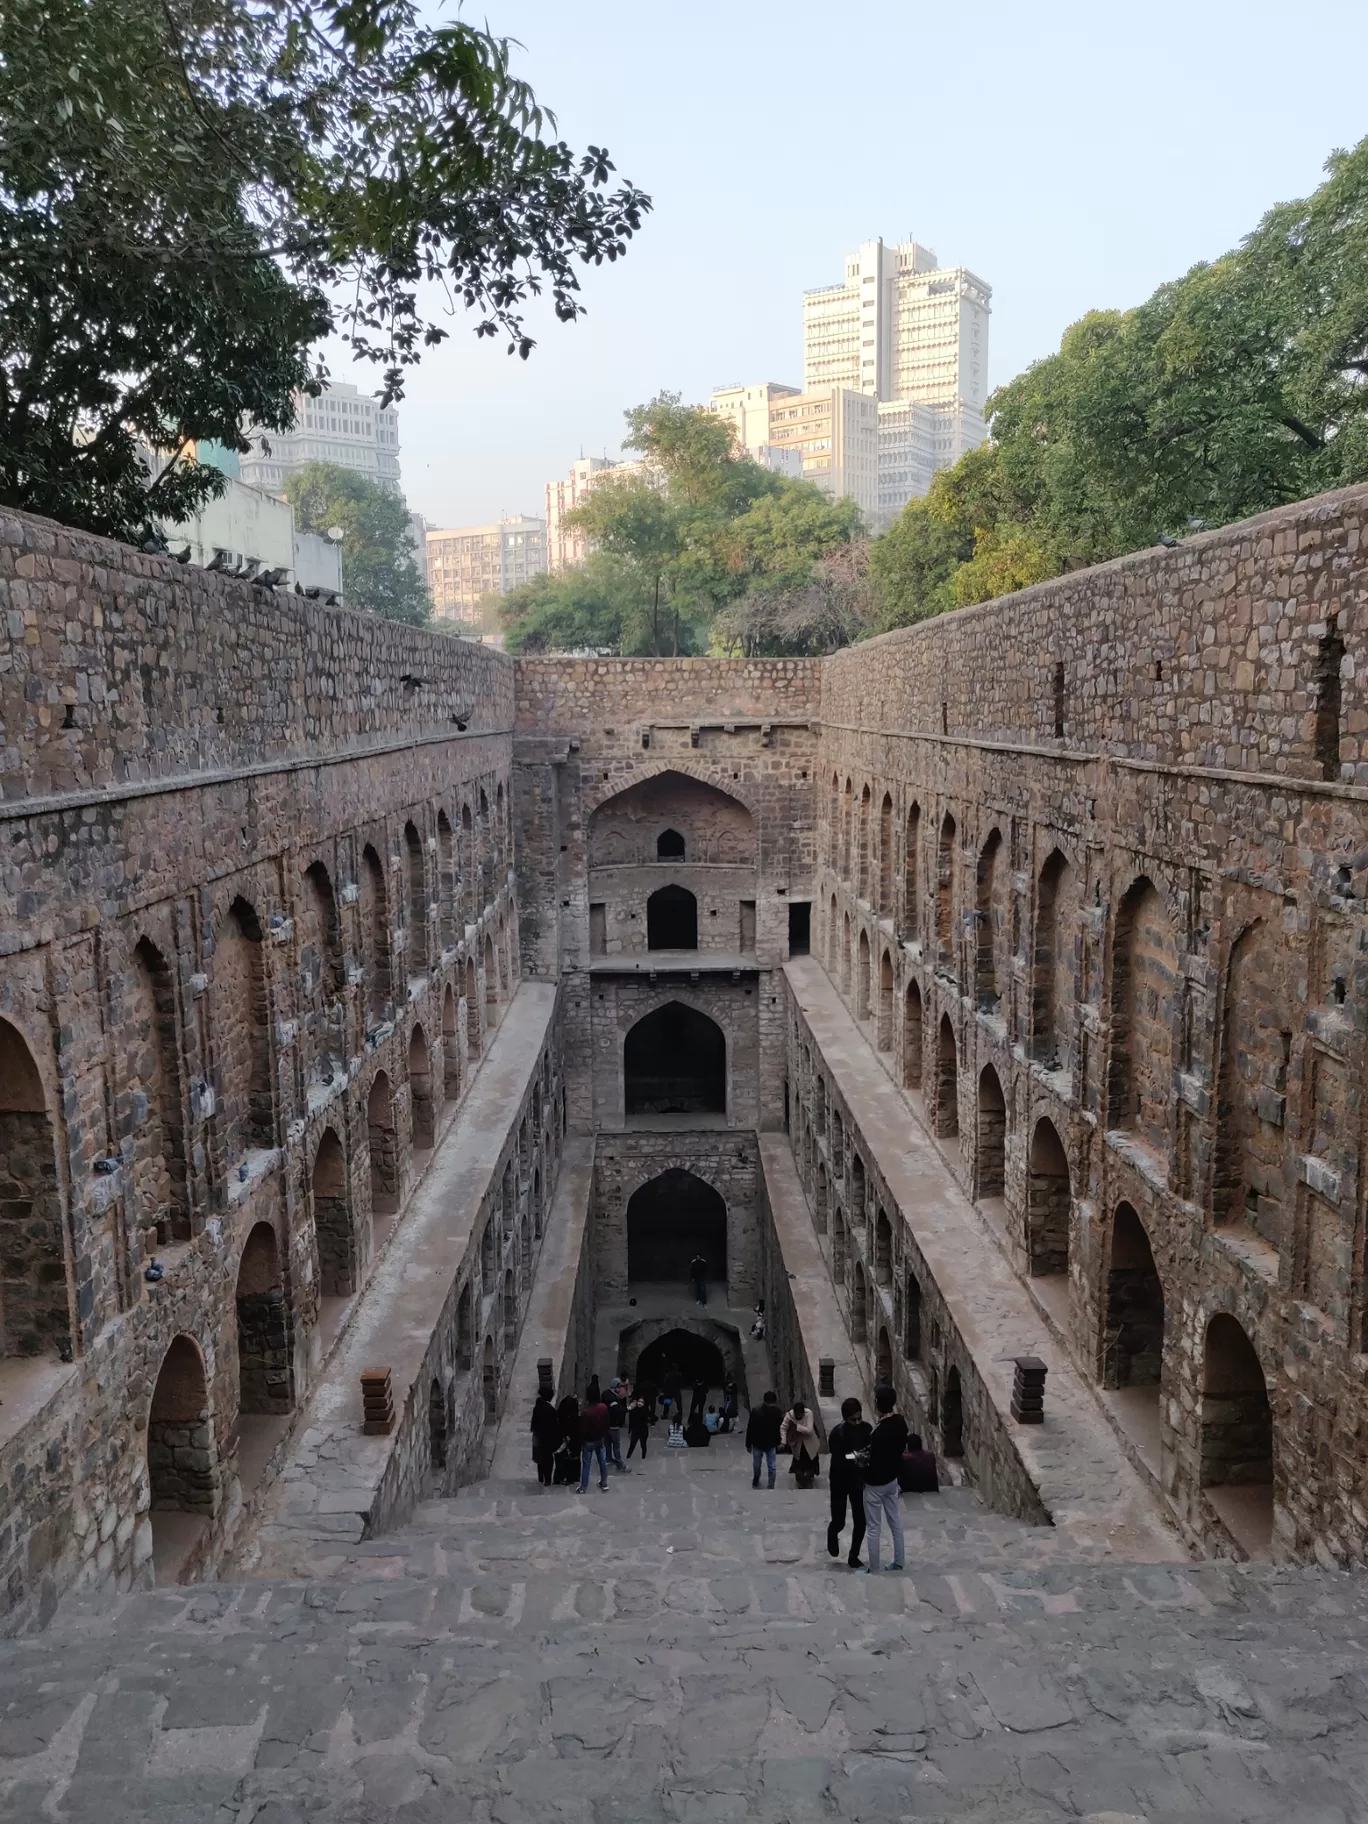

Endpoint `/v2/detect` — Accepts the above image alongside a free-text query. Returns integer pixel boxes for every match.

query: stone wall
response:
[590,1131,761,1307]
[813,482,1368,1564]
[0,507,526,1631]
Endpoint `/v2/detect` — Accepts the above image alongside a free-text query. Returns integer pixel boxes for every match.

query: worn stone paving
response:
[4,1432,1368,1822]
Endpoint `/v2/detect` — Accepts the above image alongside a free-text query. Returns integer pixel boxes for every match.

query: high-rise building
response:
[424,516,547,623]
[763,386,879,524]
[240,382,403,496]
[803,238,990,525]
[709,383,805,479]
[544,456,660,572]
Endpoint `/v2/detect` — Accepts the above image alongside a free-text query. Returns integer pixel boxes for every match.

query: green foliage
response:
[0,0,649,540]
[501,555,648,655]
[284,463,428,624]
[871,135,1368,624]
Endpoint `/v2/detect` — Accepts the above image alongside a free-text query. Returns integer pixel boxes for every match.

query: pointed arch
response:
[976,1064,1005,1198]
[437,810,456,950]
[409,1021,434,1151]
[647,883,698,950]
[1027,1117,1070,1277]
[936,813,956,963]
[904,979,923,1089]
[0,1018,67,1358]
[975,828,1003,1009]
[856,928,871,1020]
[624,1002,725,1116]
[877,947,894,1051]
[367,1070,398,1215]
[878,792,894,916]
[1108,876,1177,1161]
[442,984,461,1101]
[236,1221,291,1415]
[851,1259,868,1344]
[464,955,481,1058]
[1103,1202,1164,1391]
[310,1126,354,1297]
[1212,921,1291,1248]
[359,843,391,1024]
[214,896,272,1157]
[1032,849,1074,1068]
[146,1334,216,1574]
[936,1016,959,1139]
[129,936,190,1246]
[627,1168,727,1283]
[904,802,921,941]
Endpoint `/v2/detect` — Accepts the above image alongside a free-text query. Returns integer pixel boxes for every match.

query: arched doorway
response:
[1103,1203,1164,1391]
[1108,877,1176,1160]
[976,1065,1005,1197]
[409,1022,434,1151]
[874,1207,892,1284]
[503,1267,516,1349]
[464,956,481,1058]
[484,934,498,1026]
[128,937,190,1246]
[1027,1118,1070,1277]
[942,1365,964,1456]
[235,1222,290,1415]
[146,1333,215,1582]
[214,897,273,1159]
[1200,1314,1273,1553]
[904,980,923,1089]
[936,813,956,962]
[624,1002,725,1116]
[635,1328,727,1395]
[647,884,698,950]
[360,843,390,1023]
[438,810,456,950]
[626,1169,727,1286]
[904,1270,922,1358]
[936,1016,959,1138]
[367,1071,398,1215]
[0,1018,67,1359]
[442,984,461,1100]
[877,949,893,1051]
[875,1325,892,1385]
[310,1127,353,1298]
[656,828,686,860]
[482,1334,497,1418]
[851,1260,868,1344]
[404,821,427,970]
[429,1377,447,1471]
[856,929,871,1019]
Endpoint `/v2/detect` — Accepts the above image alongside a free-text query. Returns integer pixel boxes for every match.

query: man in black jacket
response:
[859,1384,908,1572]
[826,1396,872,1566]
[745,1390,783,1488]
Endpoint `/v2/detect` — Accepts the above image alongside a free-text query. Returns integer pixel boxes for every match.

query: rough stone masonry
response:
[1,478,1368,1639]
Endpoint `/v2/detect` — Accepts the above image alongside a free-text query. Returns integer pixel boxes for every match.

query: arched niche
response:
[624,1002,725,1117]
[588,771,756,868]
[626,1168,727,1285]
[0,1018,68,1359]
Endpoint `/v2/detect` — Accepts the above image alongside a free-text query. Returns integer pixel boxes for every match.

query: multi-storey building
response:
[756,385,880,524]
[709,383,805,480]
[425,516,547,623]
[240,382,403,496]
[803,238,991,524]
[545,457,616,573]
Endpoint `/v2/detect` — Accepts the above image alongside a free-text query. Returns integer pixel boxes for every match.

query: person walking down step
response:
[689,1251,708,1306]
[860,1384,909,1572]
[626,1394,652,1460]
[781,1399,819,1488]
[604,1376,631,1474]
[579,1387,611,1493]
[827,1396,872,1565]
[746,1389,784,1489]
[530,1388,562,1488]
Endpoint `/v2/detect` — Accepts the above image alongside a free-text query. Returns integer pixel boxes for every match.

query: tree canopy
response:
[0,0,649,540]
[284,463,428,624]
[502,393,865,656]
[871,136,1368,628]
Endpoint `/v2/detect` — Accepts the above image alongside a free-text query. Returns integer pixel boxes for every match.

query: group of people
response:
[531,1372,937,1571]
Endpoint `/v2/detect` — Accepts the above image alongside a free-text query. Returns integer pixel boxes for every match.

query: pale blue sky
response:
[349,0,1368,529]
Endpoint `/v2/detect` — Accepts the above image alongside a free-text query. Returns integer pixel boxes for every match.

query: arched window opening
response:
[841,912,852,996]
[875,1325,892,1385]
[832,1205,847,1283]
[429,1377,447,1470]
[856,928,871,1020]
[1213,924,1290,1250]
[215,896,273,1157]
[647,884,698,950]
[359,844,391,1025]
[438,811,456,950]
[300,862,346,1085]
[829,773,841,868]
[404,821,427,971]
[461,802,476,927]
[455,1282,472,1369]
[624,1002,725,1117]
[1200,1315,1273,1550]
[877,949,894,1051]
[497,917,510,992]
[478,787,492,895]
[849,1153,866,1227]
[129,938,190,1248]
[936,1016,959,1139]
[1032,850,1073,1069]
[851,1261,868,1344]
[656,828,686,860]
[533,1166,542,1240]
[826,894,838,975]
[1315,614,1345,780]
[442,984,461,1102]
[627,1168,727,1286]
[503,1267,516,1349]
[310,1127,353,1297]
[0,1019,67,1359]
[904,803,921,941]
[481,1214,496,1284]
[875,1207,892,1285]
[831,1107,844,1174]
[1103,1203,1164,1393]
[146,1334,215,1580]
[1108,878,1177,1162]
[367,1071,399,1216]
[975,830,1003,1010]
[236,1221,291,1415]
[815,1161,829,1235]
[936,814,956,964]
[1027,1119,1070,1277]
[482,1335,497,1418]
[904,980,924,1090]
[483,934,498,1025]
[464,956,481,1060]
[408,1022,434,1152]
[857,785,872,901]
[904,1271,922,1358]
[842,778,854,882]
[976,1065,1006,1199]
[878,793,894,917]
[942,1365,964,1457]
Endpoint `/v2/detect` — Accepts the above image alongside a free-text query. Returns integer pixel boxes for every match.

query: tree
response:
[0,0,649,540]
[284,463,428,624]
[501,555,646,655]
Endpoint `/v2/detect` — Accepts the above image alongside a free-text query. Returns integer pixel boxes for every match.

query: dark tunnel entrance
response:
[635,1329,728,1394]
[627,1168,727,1284]
[624,1002,725,1116]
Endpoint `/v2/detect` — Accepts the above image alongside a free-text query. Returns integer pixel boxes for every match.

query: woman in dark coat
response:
[530,1390,562,1487]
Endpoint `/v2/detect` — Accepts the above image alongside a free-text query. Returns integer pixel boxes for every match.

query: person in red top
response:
[578,1387,611,1492]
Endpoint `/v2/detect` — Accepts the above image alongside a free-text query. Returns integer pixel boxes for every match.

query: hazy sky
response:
[347,0,1368,530]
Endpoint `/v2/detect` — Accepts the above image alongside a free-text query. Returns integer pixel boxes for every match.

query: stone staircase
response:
[3,1429,1367,1822]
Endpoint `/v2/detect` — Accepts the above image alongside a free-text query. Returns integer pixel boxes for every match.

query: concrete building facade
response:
[425,516,547,623]
[240,382,403,497]
[4,479,1368,1638]
[763,385,879,523]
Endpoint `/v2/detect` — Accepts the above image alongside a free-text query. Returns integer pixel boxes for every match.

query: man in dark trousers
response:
[660,1360,683,1423]
[604,1375,631,1474]
[827,1395,872,1566]
[578,1386,611,1493]
[859,1383,909,1572]
[689,1252,708,1306]
[688,1376,708,1426]
[745,1389,784,1489]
